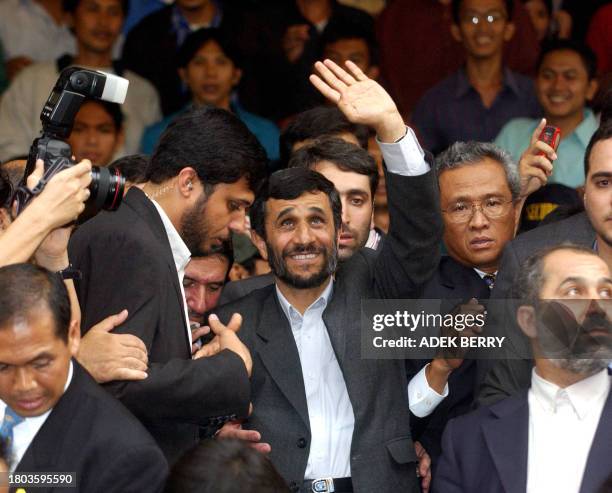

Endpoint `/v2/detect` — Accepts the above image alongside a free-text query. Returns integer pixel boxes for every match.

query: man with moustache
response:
[437,245,611,493]
[480,123,612,405]
[69,106,264,463]
[205,60,442,493]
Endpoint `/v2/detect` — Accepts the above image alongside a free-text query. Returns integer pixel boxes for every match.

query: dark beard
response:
[180,193,210,256]
[267,240,338,289]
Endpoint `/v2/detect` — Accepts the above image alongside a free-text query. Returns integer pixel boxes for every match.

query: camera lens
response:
[88,166,125,211]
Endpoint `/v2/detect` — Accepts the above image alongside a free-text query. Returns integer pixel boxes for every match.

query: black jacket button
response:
[297,437,307,448]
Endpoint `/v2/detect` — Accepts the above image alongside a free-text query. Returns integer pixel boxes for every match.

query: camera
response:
[14,67,129,220]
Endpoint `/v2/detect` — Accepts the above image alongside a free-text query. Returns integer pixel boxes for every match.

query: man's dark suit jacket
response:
[435,387,612,493]
[13,361,168,493]
[478,212,595,406]
[69,187,250,464]
[215,169,442,493]
[410,256,491,464]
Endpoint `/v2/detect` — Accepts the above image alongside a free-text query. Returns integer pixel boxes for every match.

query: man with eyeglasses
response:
[408,136,554,472]
[411,0,541,155]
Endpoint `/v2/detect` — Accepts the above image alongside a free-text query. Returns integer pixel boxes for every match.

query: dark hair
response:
[165,439,289,493]
[147,106,268,192]
[452,0,514,23]
[280,106,369,165]
[177,27,243,69]
[109,154,148,184]
[319,18,379,66]
[537,39,598,80]
[601,87,612,125]
[520,0,552,15]
[0,264,71,342]
[77,99,124,131]
[63,0,128,15]
[288,137,379,200]
[513,243,596,304]
[0,167,12,209]
[250,168,342,240]
[584,123,612,177]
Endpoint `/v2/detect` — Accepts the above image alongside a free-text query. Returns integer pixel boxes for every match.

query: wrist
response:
[375,112,406,143]
[430,358,454,375]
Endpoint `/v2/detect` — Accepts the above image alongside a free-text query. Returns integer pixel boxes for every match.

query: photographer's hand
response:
[0,159,91,267]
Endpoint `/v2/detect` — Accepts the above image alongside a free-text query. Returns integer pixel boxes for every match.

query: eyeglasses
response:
[441,198,514,223]
[461,12,507,26]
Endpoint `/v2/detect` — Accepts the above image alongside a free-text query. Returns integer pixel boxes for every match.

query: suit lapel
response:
[482,394,529,493]
[125,188,190,354]
[579,390,612,493]
[439,257,490,300]
[322,280,347,366]
[255,291,310,431]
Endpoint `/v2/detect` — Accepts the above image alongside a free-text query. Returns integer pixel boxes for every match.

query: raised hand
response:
[310,59,406,142]
[518,118,557,198]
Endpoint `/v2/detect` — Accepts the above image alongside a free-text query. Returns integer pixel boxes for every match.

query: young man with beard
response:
[204,60,443,493]
[68,106,265,464]
[437,245,611,493]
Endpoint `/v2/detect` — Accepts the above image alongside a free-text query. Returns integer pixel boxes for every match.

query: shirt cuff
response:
[408,363,449,418]
[377,126,430,177]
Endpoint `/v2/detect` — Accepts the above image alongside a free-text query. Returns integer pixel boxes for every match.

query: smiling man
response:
[496,39,599,188]
[69,106,265,463]
[412,0,540,155]
[437,245,611,493]
[0,264,168,492]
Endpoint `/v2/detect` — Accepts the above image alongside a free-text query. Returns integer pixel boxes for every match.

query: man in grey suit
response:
[479,123,612,405]
[203,60,442,493]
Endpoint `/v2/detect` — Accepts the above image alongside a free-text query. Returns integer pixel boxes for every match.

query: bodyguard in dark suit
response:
[479,124,612,405]
[409,135,556,466]
[436,245,612,493]
[0,264,168,493]
[69,107,266,463]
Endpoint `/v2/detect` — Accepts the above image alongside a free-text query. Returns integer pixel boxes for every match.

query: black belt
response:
[303,477,353,492]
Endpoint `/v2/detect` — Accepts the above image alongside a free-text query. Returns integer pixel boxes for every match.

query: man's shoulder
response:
[414,72,459,108]
[124,69,160,95]
[10,61,57,88]
[126,5,172,38]
[497,117,537,140]
[219,273,275,305]
[508,212,594,257]
[217,282,275,316]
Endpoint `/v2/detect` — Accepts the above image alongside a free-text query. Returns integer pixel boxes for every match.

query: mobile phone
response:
[538,125,561,156]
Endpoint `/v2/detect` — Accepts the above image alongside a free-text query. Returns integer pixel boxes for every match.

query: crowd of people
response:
[0,0,611,492]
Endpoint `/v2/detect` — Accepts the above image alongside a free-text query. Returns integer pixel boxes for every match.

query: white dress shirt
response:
[149,199,192,345]
[0,362,73,471]
[276,279,355,479]
[527,368,610,493]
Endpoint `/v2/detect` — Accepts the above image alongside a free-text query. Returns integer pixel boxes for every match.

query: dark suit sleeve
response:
[433,419,464,493]
[69,228,251,425]
[477,241,533,406]
[86,443,169,493]
[373,167,443,299]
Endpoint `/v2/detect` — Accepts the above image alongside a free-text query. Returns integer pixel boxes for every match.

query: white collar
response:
[276,278,334,323]
[473,268,497,279]
[149,199,191,274]
[530,367,610,419]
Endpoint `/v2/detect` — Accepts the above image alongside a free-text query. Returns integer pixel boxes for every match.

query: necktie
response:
[0,406,25,452]
[483,274,496,290]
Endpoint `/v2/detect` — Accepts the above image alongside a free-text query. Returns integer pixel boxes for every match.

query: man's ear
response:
[0,208,12,232]
[503,22,516,42]
[516,305,537,338]
[250,230,268,261]
[586,78,599,102]
[113,127,125,155]
[513,202,522,229]
[450,23,463,43]
[366,65,380,81]
[177,167,199,198]
[67,318,81,357]
[231,68,243,87]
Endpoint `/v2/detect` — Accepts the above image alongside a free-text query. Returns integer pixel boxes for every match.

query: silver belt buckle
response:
[311,478,335,493]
